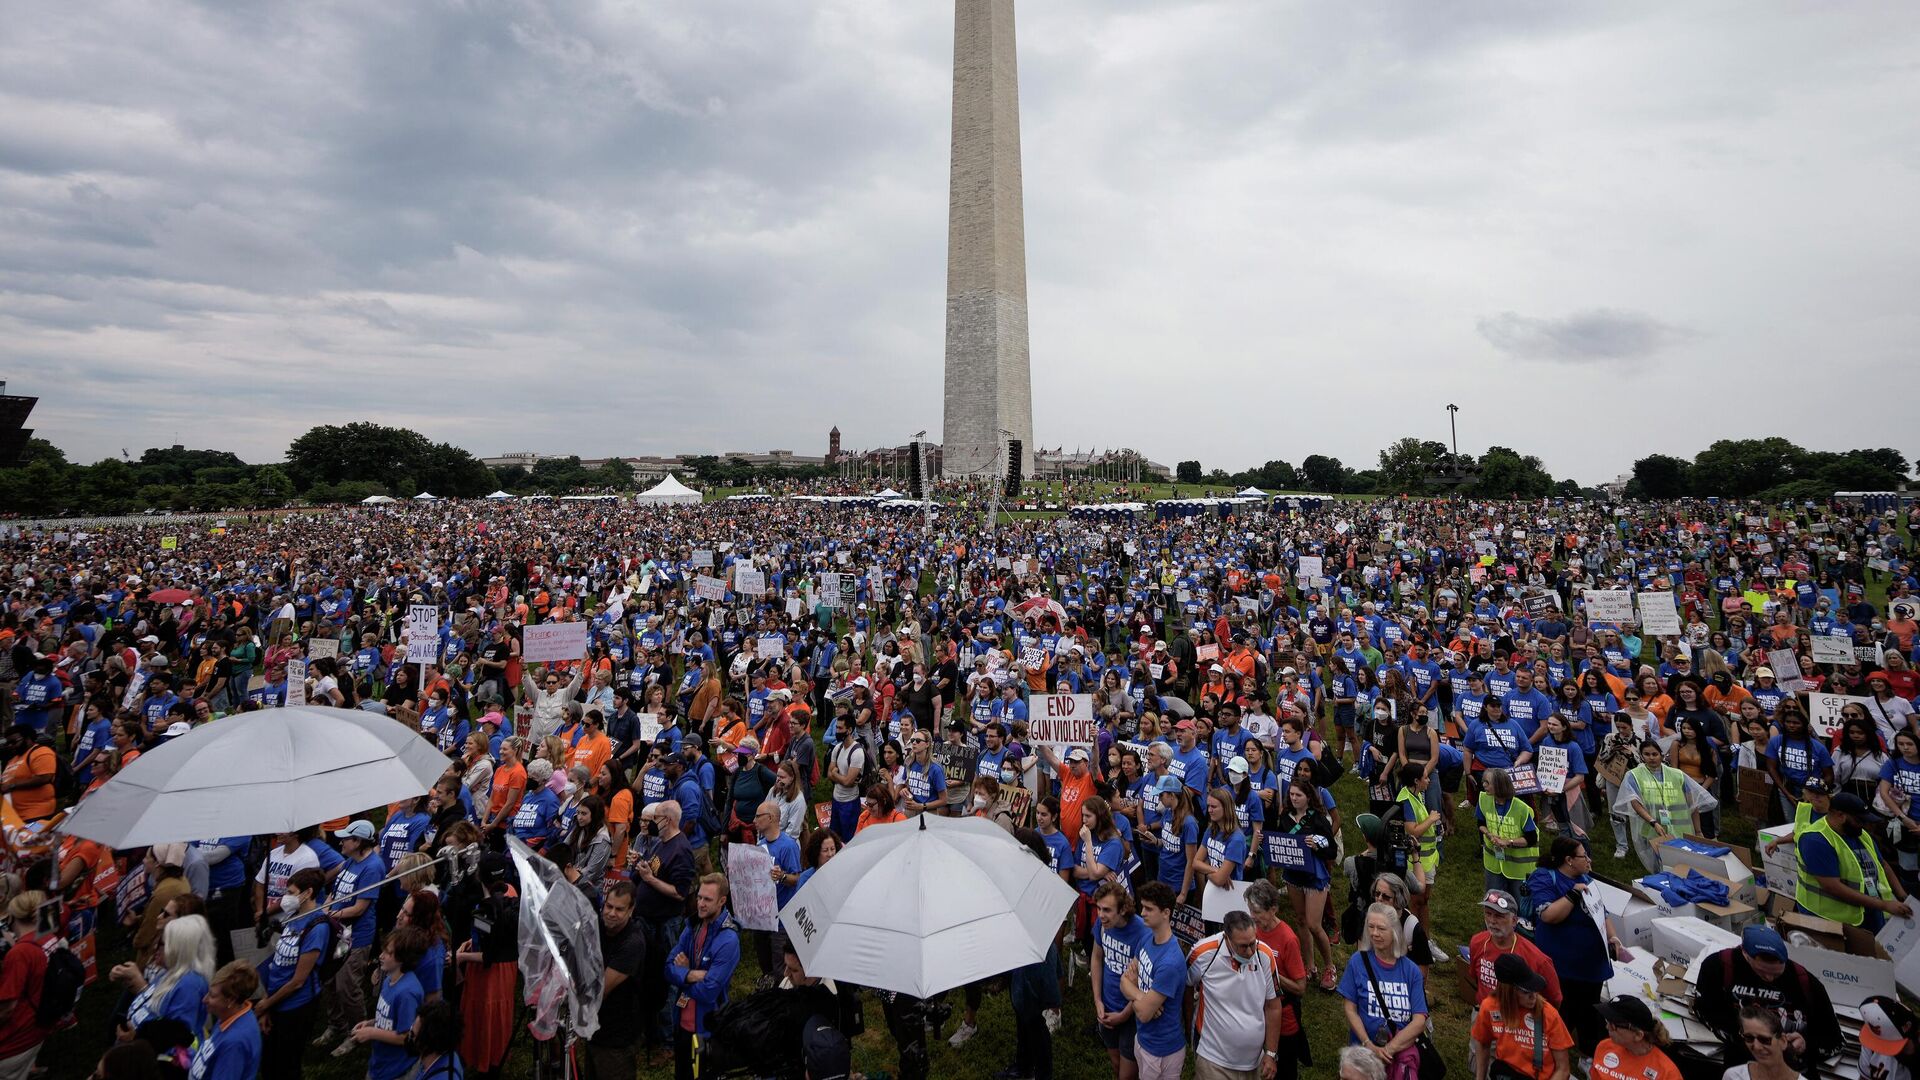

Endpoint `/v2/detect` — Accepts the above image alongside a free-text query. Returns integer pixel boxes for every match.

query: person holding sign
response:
[1274,782,1337,991]
[1615,740,1713,873]
[1537,715,1591,839]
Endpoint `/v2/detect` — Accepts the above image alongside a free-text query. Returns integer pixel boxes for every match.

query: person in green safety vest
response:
[1761,778,1831,862]
[1477,768,1539,900]
[1796,792,1912,955]
[1615,740,1712,874]
[1385,763,1442,924]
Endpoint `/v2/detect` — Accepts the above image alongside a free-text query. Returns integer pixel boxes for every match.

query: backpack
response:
[703,987,801,1076]
[35,738,78,805]
[31,939,85,1030]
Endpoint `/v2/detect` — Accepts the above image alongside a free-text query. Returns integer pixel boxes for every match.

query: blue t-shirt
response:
[259,911,331,1011]
[1134,931,1189,1056]
[1202,827,1247,878]
[329,851,388,948]
[1799,829,1891,929]
[904,761,947,805]
[1465,719,1529,770]
[1525,869,1614,983]
[1502,689,1557,737]
[127,970,209,1032]
[1080,836,1126,895]
[1156,815,1200,889]
[188,1008,262,1080]
[1039,828,1076,878]
[1767,734,1833,790]
[1094,914,1151,1012]
[1171,747,1211,793]
[1337,952,1427,1045]
[1886,756,1920,819]
[415,939,447,998]
[70,717,113,786]
[368,971,425,1080]
[511,788,562,846]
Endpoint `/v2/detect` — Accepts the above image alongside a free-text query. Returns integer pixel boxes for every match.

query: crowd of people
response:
[0,491,1917,1080]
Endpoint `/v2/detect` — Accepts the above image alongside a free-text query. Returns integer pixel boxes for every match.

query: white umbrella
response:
[60,707,451,847]
[778,813,1076,999]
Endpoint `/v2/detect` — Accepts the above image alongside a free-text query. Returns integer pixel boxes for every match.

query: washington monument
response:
[941,0,1034,479]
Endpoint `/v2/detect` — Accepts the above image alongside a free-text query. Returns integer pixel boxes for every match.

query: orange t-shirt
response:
[1589,1040,1682,1080]
[1057,770,1096,839]
[568,731,612,777]
[1471,1002,1574,1080]
[856,808,905,833]
[607,788,634,870]
[490,762,528,819]
[4,744,58,821]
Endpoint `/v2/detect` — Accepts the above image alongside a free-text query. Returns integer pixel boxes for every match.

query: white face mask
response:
[972,794,989,810]
[279,892,302,917]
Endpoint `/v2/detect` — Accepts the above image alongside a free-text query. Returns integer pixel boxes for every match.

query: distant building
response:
[0,382,38,469]
[1033,446,1169,481]
[481,448,825,483]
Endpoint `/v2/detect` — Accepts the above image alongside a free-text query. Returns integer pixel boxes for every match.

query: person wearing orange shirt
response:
[1,725,58,823]
[1041,746,1098,840]
[1589,996,1682,1080]
[568,710,614,778]
[1471,954,1575,1080]
[486,740,528,834]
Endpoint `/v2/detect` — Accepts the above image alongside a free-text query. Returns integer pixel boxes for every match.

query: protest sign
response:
[726,844,779,931]
[1584,590,1635,625]
[1195,643,1219,663]
[1508,765,1540,796]
[693,575,728,603]
[820,572,843,608]
[933,741,980,790]
[121,670,148,713]
[1264,832,1312,873]
[406,605,439,663]
[1637,592,1683,637]
[1200,879,1253,923]
[1536,746,1569,794]
[522,620,589,664]
[1809,693,1873,737]
[1031,695,1098,756]
[1811,634,1855,666]
[785,598,802,619]
[285,659,306,706]
[1523,593,1556,618]
[306,638,339,661]
[734,567,766,596]
[160,536,177,550]
[757,634,787,658]
[839,575,857,610]
[638,715,662,745]
[992,785,1033,828]
[1296,555,1324,584]
[1171,903,1207,949]
[692,549,713,569]
[1767,649,1807,692]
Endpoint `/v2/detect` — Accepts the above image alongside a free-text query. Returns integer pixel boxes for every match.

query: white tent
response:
[634,474,702,505]
[360,494,397,505]
[875,487,905,499]
[485,490,515,500]
[412,492,438,501]
[1236,486,1267,497]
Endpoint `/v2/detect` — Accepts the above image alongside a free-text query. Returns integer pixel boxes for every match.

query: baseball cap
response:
[1153,775,1184,796]
[1226,755,1249,778]
[1152,639,1168,650]
[1173,719,1195,731]
[1594,995,1657,1035]
[1803,777,1830,794]
[1832,792,1873,818]
[164,721,191,738]
[1862,999,1912,1056]
[1065,747,1090,763]
[1741,924,1789,962]
[1755,667,1775,679]
[334,820,377,842]
[1493,953,1545,992]
[1209,664,1224,674]
[1479,890,1518,915]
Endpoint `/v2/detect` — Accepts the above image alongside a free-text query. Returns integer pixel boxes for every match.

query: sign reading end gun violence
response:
[1032,694,1097,756]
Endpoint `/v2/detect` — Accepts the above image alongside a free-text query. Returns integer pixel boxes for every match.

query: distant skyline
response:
[3,2,1916,483]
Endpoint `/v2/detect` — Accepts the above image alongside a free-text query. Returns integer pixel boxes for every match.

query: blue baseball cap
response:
[1742,925,1789,962]
[1153,775,1184,796]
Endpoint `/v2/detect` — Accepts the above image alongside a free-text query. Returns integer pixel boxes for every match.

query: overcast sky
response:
[4,1,1915,483]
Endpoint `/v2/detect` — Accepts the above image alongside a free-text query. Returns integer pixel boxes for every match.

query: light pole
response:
[1446,404,1459,458]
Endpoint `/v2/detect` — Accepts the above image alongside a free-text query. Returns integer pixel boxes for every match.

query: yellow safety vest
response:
[1628,765,1688,832]
[1479,794,1538,881]
[1396,787,1440,874]
[1796,817,1895,927]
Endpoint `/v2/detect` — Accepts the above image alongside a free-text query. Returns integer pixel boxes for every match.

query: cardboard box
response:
[1659,835,1758,905]
[1651,916,1742,968]
[1591,877,1662,949]
[1632,872,1758,934]
[1757,824,1797,897]
[1796,941,1896,1010]
[1779,911,1849,954]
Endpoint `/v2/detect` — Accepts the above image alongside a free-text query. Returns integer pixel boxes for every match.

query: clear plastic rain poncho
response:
[507,837,605,1041]
[1612,760,1719,874]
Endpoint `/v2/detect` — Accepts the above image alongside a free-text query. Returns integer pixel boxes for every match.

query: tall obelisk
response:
[941,0,1033,479]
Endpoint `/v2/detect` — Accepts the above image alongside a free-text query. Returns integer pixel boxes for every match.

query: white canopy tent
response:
[634,474,702,505]
[1236,486,1267,497]
[874,487,905,499]
[360,494,397,505]
[412,492,438,501]
[485,490,515,500]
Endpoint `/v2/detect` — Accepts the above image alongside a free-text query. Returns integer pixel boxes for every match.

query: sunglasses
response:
[1741,1033,1775,1047]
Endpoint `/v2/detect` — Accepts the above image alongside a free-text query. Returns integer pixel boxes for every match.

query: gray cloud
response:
[2,1,1918,483]
[1475,309,1695,363]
